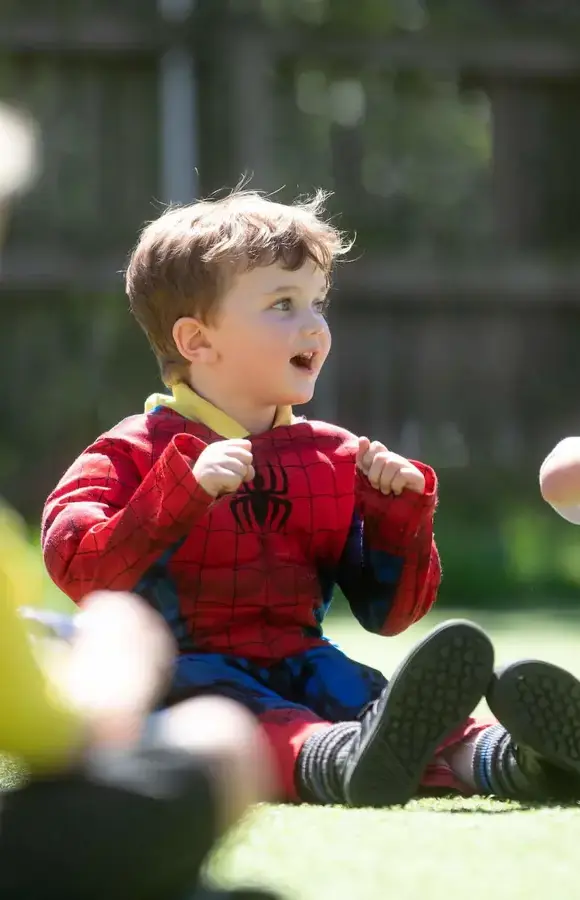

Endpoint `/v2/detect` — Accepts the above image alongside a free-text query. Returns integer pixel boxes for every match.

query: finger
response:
[243,464,256,484]
[378,462,399,495]
[223,447,254,465]
[389,470,407,496]
[362,441,387,474]
[405,470,425,494]
[356,436,371,469]
[224,438,252,449]
[367,454,387,490]
[219,458,249,478]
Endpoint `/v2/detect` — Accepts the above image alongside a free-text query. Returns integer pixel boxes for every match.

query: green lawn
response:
[205,611,580,900]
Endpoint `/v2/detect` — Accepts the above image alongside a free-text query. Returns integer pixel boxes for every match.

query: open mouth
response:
[290,351,316,372]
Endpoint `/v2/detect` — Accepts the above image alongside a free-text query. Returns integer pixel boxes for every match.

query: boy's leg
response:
[167,651,330,802]
[169,622,495,808]
[472,659,580,800]
[280,620,495,807]
[280,637,496,797]
[419,716,496,795]
[432,658,580,801]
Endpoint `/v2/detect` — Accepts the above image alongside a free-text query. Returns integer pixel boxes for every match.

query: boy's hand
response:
[193,439,255,498]
[356,437,425,496]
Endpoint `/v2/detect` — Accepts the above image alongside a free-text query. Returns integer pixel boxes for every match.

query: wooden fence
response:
[2,2,580,514]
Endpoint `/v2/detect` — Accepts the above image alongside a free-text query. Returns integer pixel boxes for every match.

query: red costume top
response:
[42,385,441,662]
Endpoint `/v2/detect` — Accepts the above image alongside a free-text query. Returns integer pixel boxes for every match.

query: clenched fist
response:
[193,439,255,498]
[356,437,425,496]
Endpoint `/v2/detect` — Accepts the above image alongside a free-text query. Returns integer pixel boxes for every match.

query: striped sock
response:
[296,722,359,804]
[472,724,548,799]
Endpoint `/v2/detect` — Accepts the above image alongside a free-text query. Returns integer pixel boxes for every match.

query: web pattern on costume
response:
[42,409,440,661]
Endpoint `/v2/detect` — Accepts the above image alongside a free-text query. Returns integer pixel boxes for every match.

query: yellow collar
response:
[144,382,294,439]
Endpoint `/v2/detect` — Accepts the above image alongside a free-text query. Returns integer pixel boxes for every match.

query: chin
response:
[279,387,315,406]
[269,375,318,407]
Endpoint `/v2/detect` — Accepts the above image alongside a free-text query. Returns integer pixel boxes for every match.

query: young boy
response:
[42,189,580,806]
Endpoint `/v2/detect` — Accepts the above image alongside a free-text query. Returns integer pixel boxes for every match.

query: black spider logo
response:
[231,463,292,532]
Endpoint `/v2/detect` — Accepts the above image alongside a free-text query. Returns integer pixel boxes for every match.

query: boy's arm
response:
[42,431,215,603]
[540,437,580,524]
[335,463,440,635]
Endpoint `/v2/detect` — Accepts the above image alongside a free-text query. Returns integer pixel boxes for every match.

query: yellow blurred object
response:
[0,499,83,771]
[0,502,44,610]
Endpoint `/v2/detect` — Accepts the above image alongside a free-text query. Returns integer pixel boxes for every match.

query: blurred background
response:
[2,0,580,610]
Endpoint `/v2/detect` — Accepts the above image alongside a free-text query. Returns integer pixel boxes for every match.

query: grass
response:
[205,611,580,900]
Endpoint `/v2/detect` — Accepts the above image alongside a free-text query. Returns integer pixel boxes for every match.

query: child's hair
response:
[125,187,352,385]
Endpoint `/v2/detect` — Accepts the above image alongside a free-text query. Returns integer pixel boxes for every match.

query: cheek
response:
[224,329,283,373]
[257,324,295,359]
[219,326,260,361]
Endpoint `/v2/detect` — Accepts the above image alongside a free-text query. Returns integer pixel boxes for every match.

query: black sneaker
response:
[343,619,495,807]
[486,659,580,799]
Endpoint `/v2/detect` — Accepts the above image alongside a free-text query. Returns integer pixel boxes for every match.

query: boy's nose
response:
[300,311,325,335]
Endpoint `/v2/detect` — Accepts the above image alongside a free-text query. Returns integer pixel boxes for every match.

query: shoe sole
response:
[345,619,494,808]
[487,660,580,776]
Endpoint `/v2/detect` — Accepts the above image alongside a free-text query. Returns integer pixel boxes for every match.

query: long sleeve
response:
[336,462,441,636]
[42,429,215,603]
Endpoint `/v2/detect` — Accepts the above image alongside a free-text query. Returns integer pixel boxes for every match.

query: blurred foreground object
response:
[540,438,580,524]
[0,508,279,898]
[0,499,82,770]
[0,102,39,249]
[0,497,174,768]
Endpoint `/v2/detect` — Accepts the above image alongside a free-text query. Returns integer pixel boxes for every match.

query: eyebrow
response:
[266,284,328,296]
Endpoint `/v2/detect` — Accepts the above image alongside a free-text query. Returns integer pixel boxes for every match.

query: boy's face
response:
[200,259,331,407]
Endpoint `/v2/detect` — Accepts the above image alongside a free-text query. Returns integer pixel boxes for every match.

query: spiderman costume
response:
[42,383,490,802]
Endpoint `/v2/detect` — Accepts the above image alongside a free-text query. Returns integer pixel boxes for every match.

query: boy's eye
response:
[272,297,292,311]
[270,296,329,314]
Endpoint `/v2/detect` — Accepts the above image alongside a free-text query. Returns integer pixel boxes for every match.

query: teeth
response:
[291,351,316,367]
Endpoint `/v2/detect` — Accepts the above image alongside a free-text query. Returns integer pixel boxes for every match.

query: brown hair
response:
[125,187,351,385]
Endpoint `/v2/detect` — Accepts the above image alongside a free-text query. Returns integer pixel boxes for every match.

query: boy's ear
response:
[172,317,215,364]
